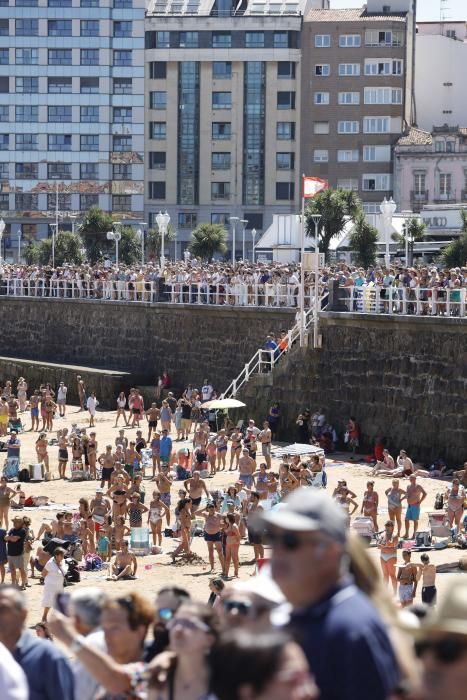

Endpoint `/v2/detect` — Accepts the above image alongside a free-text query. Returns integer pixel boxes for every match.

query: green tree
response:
[305,188,361,260]
[24,231,85,266]
[441,209,467,267]
[118,226,142,266]
[393,217,426,265]
[145,225,176,260]
[24,241,42,265]
[188,223,228,261]
[349,211,379,268]
[78,207,114,263]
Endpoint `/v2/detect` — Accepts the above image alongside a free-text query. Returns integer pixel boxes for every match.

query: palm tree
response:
[305,188,361,260]
[78,207,114,263]
[145,225,176,260]
[188,223,227,261]
[349,211,378,268]
[394,217,426,265]
[442,209,467,267]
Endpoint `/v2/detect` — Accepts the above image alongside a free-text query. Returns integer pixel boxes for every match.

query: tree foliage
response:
[188,223,228,261]
[442,233,467,268]
[24,231,85,266]
[305,188,361,259]
[145,225,176,260]
[117,226,143,266]
[349,211,379,268]
[78,207,114,263]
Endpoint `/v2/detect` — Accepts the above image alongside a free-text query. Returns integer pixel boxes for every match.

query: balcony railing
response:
[433,190,457,203]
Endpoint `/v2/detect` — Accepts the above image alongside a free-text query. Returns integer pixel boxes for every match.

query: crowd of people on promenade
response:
[0,372,466,699]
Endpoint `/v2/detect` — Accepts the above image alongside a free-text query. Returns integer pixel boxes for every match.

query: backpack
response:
[84,553,103,571]
[19,468,30,482]
[434,493,444,510]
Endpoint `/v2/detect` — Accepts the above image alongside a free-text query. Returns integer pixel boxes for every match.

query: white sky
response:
[329,0,466,21]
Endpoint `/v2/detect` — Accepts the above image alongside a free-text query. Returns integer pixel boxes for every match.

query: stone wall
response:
[240,313,467,466]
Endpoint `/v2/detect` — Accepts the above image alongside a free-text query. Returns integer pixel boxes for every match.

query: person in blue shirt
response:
[0,584,74,700]
[159,429,172,466]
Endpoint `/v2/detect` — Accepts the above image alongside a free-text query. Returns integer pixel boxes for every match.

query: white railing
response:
[165,282,311,308]
[338,286,466,318]
[1,278,161,303]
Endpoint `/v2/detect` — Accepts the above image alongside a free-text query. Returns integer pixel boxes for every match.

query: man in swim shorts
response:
[403,475,427,539]
[397,550,418,607]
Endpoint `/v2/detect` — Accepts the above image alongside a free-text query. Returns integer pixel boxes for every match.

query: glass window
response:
[0,134,8,150]
[276,152,294,170]
[81,20,99,37]
[313,150,328,162]
[113,78,132,94]
[365,29,404,47]
[81,0,99,6]
[48,163,72,179]
[277,91,295,110]
[48,106,72,122]
[273,31,288,48]
[315,64,330,76]
[16,0,38,5]
[364,87,402,105]
[0,49,8,65]
[16,77,38,93]
[363,145,391,162]
[315,34,330,47]
[80,163,98,179]
[48,134,72,150]
[276,122,295,140]
[211,182,230,200]
[114,50,132,66]
[212,32,231,49]
[245,32,264,48]
[212,92,231,109]
[48,78,72,93]
[0,105,8,121]
[363,117,390,133]
[0,76,8,93]
[114,0,132,6]
[313,122,329,134]
[179,31,198,48]
[148,152,166,170]
[338,63,360,76]
[113,107,132,123]
[113,135,132,152]
[16,105,38,122]
[155,31,170,48]
[80,194,99,209]
[211,152,231,170]
[81,49,99,66]
[49,0,71,5]
[0,164,8,179]
[212,62,231,79]
[80,135,99,151]
[338,121,359,134]
[277,62,295,79]
[338,178,359,192]
[81,106,99,122]
[114,21,132,38]
[48,49,72,66]
[149,91,167,109]
[413,172,426,196]
[47,193,71,210]
[113,164,132,179]
[48,20,72,36]
[338,149,359,162]
[150,121,166,139]
[16,19,38,36]
[178,212,197,228]
[212,122,231,140]
[16,134,38,150]
[362,173,391,191]
[16,193,38,210]
[211,213,229,225]
[112,194,131,211]
[81,77,99,93]
[0,20,8,36]
[148,181,166,199]
[149,62,166,79]
[364,59,403,76]
[339,34,361,47]
[314,92,329,105]
[338,92,360,105]
[276,182,294,200]
[16,48,38,65]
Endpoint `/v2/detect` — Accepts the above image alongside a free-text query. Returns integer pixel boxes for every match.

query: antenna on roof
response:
[440,0,450,22]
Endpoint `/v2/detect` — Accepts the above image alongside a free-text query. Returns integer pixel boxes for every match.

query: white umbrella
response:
[203,398,246,409]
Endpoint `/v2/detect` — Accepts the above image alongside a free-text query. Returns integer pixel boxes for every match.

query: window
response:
[179,31,198,47]
[113,164,132,179]
[150,122,166,139]
[314,92,329,105]
[16,106,38,122]
[114,50,132,66]
[439,173,452,197]
[211,182,230,199]
[48,49,72,65]
[48,77,72,93]
[246,32,264,48]
[0,162,7,177]
[114,21,132,38]
[277,91,295,110]
[148,152,166,170]
[113,107,132,123]
[0,105,7,121]
[48,20,72,36]
[277,62,295,79]
[113,78,132,94]
[362,173,392,191]
[313,150,328,162]
[212,92,231,109]
[276,152,295,170]
[211,152,231,170]
[80,194,99,209]
[365,29,403,47]
[212,122,231,140]
[81,49,99,66]
[363,145,391,162]
[113,135,132,152]
[276,182,295,200]
[150,62,166,79]
[364,87,402,104]
[338,149,359,162]
[148,181,166,199]
[48,134,72,150]
[338,121,359,134]
[47,193,71,210]
[81,78,99,94]
[16,194,38,210]
[49,0,71,5]
[212,32,231,49]
[48,163,72,179]
[339,34,361,47]
[0,134,7,150]
[16,48,38,65]
[364,59,403,75]
[338,178,359,191]
[413,172,426,196]
[178,212,197,229]
[81,106,99,123]
[16,134,38,150]
[16,19,38,36]
[363,117,390,133]
[81,0,99,6]
[155,31,170,48]
[149,91,167,110]
[81,20,99,36]
[16,77,38,93]
[211,213,229,226]
[0,77,8,93]
[114,0,132,6]
[80,135,99,151]
[274,31,288,48]
[315,64,330,76]
[313,122,329,134]
[213,62,232,79]
[338,91,360,105]
[0,20,7,36]
[446,140,455,153]
[0,49,8,65]
[0,194,8,209]
[80,163,98,179]
[16,0,38,4]
[48,106,72,122]
[276,122,295,140]
[315,34,330,47]
[338,63,360,76]
[435,141,445,153]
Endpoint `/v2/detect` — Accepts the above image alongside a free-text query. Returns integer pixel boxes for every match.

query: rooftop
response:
[305,8,407,22]
[396,126,432,146]
[147,0,308,17]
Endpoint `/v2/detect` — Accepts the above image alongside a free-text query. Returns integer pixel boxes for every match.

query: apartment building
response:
[144,0,328,257]
[0,0,145,252]
[301,0,415,220]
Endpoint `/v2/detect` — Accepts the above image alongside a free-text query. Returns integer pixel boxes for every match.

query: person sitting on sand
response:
[108,540,137,581]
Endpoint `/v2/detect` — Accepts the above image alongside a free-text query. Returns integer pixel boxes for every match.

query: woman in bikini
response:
[57,428,69,479]
[44,396,56,432]
[229,429,242,471]
[207,440,217,476]
[87,432,98,480]
[385,479,406,537]
[127,493,149,529]
[0,477,15,527]
[78,498,93,528]
[114,392,129,427]
[378,521,399,594]
[107,476,129,521]
[223,513,241,578]
[147,490,170,546]
[361,481,379,530]
[71,437,83,473]
[171,498,192,562]
[253,463,269,500]
[16,378,28,413]
[35,433,50,473]
[216,430,228,472]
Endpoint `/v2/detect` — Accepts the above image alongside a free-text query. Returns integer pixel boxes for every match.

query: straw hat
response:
[417,577,467,637]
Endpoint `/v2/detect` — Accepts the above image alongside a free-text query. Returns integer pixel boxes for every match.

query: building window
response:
[16,77,38,94]
[276,122,295,140]
[16,48,38,64]
[364,59,403,76]
[363,117,390,133]
[16,19,38,36]
[276,152,295,170]
[243,61,265,206]
[338,63,360,76]
[313,122,329,135]
[0,49,7,65]
[148,181,166,199]
[0,105,8,121]
[48,106,72,122]
[114,50,132,66]
[413,172,426,196]
[212,122,231,140]
[0,77,8,93]
[273,31,288,48]
[114,21,132,38]
[149,91,167,109]
[212,32,231,48]
[48,20,72,36]
[16,134,38,150]
[81,49,99,66]
[113,135,132,152]
[315,34,330,47]
[48,49,72,65]
[246,32,264,48]
[213,62,232,79]
[0,20,8,36]
[0,193,9,208]
[363,145,391,162]
[112,195,131,211]
[338,121,359,134]
[435,141,445,153]
[277,61,295,79]
[150,121,166,139]
[276,182,295,200]
[212,92,231,109]
[243,212,263,230]
[80,163,98,179]
[277,91,295,110]
[446,140,455,152]
[148,152,166,170]
[150,62,167,79]
[0,134,7,150]
[113,107,132,123]
[47,193,71,210]
[211,152,231,170]
[16,0,38,5]
[338,149,359,162]
[339,34,361,47]
[315,64,330,76]
[81,20,99,36]
[81,106,99,122]
[178,212,197,229]
[48,134,72,150]
[178,61,200,206]
[338,178,359,191]
[211,213,229,225]
[48,162,72,179]
[438,173,452,197]
[81,78,99,94]
[80,135,99,151]
[364,87,402,104]
[48,78,72,93]
[314,92,329,105]
[362,173,392,191]
[338,91,360,105]
[113,78,132,94]
[16,194,38,210]
[113,164,132,179]
[80,194,99,210]
[0,163,7,178]
[15,163,38,179]
[81,0,99,6]
[49,0,71,5]
[155,31,170,48]
[16,106,38,122]
[211,182,230,200]
[365,29,403,47]
[179,31,198,47]
[313,149,328,162]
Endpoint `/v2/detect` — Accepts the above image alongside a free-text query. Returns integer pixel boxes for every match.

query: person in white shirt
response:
[86,392,99,428]
[0,641,28,700]
[201,380,213,403]
[69,588,108,700]
[56,382,67,418]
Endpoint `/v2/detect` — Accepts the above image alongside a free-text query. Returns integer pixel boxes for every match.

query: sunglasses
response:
[266,529,322,551]
[167,617,209,633]
[415,638,467,664]
[223,600,253,616]
[158,607,174,622]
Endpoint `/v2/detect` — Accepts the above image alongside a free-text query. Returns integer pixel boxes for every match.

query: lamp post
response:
[136,221,148,267]
[69,213,78,236]
[0,217,5,271]
[311,214,322,349]
[251,227,257,263]
[155,210,170,270]
[240,219,248,261]
[379,197,397,268]
[106,227,122,268]
[229,216,239,265]
[17,227,22,264]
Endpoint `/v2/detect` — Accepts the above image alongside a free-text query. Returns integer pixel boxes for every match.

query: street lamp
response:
[240,219,248,261]
[136,222,148,267]
[251,228,257,263]
[155,210,170,270]
[69,213,78,236]
[106,226,122,268]
[0,217,5,271]
[310,214,322,349]
[17,227,22,264]
[229,216,239,265]
[379,197,397,268]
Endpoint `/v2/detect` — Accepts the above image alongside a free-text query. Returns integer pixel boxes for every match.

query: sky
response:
[329,0,466,21]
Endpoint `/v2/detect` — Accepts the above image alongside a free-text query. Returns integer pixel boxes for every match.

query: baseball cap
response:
[257,488,347,544]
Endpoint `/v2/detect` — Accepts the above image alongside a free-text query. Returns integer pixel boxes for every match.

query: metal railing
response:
[165,282,313,308]
[1,277,162,302]
[336,286,466,318]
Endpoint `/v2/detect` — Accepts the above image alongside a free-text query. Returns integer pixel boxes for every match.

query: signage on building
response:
[420,208,464,229]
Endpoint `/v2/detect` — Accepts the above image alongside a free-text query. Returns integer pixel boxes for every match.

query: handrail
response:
[335,285,466,318]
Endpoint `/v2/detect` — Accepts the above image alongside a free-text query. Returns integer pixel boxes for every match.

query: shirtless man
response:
[403,475,427,539]
[110,462,130,487]
[154,471,172,508]
[89,489,111,534]
[184,471,210,513]
[258,422,272,470]
[238,449,256,489]
[198,502,225,573]
[396,450,414,477]
[193,425,208,451]
[397,550,418,607]
[77,375,86,411]
[146,403,160,442]
[98,445,116,489]
[417,553,437,606]
[109,540,137,581]
[372,449,396,476]
[28,391,40,432]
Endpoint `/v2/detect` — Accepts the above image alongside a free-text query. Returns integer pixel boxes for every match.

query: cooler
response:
[131,527,150,556]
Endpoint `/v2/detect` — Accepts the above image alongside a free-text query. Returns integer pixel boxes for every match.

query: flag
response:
[303,176,328,198]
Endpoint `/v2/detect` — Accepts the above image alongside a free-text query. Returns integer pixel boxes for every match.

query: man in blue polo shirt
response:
[258,489,400,700]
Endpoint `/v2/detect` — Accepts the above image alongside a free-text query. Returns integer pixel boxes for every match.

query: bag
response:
[84,553,103,571]
[164,528,173,538]
[434,493,444,510]
[19,468,30,482]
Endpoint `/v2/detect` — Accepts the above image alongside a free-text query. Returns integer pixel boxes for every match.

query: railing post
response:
[431,288,437,316]
[415,287,421,315]
[402,287,407,315]
[244,362,250,382]
[460,288,466,318]
[446,289,451,317]
[232,378,237,396]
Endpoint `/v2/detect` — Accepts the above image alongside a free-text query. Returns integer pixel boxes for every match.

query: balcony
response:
[433,190,457,204]
[461,190,467,202]
[410,190,429,211]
